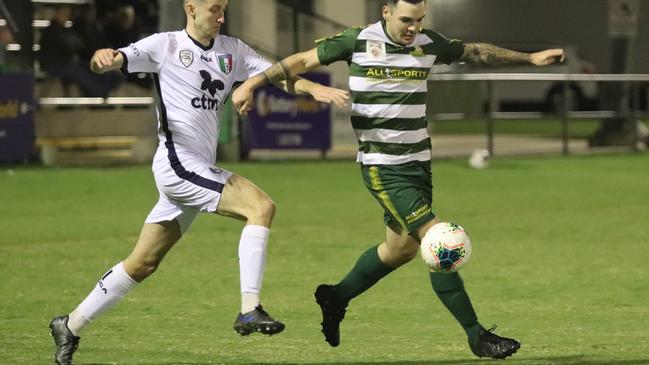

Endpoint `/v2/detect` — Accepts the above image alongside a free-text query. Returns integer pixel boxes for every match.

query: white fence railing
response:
[428,73,649,82]
[37,74,649,157]
[427,73,649,155]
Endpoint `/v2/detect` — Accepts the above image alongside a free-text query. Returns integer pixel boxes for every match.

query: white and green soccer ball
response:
[420,222,472,273]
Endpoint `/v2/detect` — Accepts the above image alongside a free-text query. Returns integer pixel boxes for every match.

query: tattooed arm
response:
[461,43,564,66]
[237,49,319,93]
[232,48,349,115]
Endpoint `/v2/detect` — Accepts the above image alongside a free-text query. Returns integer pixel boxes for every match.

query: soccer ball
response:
[420,222,472,273]
[468,149,490,170]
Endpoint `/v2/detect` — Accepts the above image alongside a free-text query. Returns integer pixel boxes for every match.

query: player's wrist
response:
[262,70,274,85]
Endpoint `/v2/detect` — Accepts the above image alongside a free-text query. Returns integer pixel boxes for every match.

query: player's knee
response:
[398,244,419,262]
[126,258,160,282]
[384,243,418,266]
[256,197,276,221]
[241,197,275,226]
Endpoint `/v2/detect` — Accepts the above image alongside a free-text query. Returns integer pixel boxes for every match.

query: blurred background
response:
[0,0,648,166]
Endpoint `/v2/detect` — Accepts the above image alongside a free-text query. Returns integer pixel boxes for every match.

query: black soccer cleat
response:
[233,305,285,336]
[49,315,80,365]
[469,325,521,359]
[314,284,347,347]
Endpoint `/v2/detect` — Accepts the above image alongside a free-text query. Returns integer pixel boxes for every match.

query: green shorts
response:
[361,161,436,234]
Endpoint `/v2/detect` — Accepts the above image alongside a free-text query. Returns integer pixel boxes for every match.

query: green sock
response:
[334,245,394,306]
[429,272,483,342]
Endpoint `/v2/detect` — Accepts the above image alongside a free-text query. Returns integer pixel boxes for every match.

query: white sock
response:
[241,292,260,314]
[238,225,269,313]
[69,262,137,335]
[66,308,89,336]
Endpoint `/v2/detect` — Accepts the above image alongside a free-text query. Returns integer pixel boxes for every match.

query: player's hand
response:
[530,48,565,66]
[232,86,254,116]
[90,49,121,73]
[308,84,350,108]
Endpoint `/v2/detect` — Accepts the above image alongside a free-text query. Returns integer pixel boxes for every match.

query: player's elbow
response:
[300,49,321,71]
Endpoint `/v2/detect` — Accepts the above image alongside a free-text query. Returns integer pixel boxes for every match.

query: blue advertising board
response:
[0,73,34,162]
[243,72,331,152]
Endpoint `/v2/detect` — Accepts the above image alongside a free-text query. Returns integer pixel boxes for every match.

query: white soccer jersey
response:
[118,31,271,228]
[119,30,271,163]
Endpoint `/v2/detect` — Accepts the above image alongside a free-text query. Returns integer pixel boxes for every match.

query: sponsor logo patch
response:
[190,70,225,111]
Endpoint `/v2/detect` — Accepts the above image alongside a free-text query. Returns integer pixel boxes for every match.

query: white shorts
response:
[145,152,233,233]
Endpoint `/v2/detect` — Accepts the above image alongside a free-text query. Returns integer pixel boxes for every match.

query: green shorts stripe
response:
[368,166,408,230]
[361,161,436,233]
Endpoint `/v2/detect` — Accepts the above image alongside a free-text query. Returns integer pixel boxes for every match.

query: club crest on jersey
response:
[179,50,194,68]
[410,45,425,57]
[218,54,233,74]
[367,40,386,60]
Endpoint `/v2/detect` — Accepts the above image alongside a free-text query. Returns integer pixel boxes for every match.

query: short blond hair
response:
[385,0,425,7]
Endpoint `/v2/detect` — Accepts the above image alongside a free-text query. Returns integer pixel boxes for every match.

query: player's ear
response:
[382,5,390,21]
[186,3,196,18]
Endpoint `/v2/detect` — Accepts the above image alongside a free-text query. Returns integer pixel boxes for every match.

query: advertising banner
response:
[243,72,331,152]
[0,73,34,162]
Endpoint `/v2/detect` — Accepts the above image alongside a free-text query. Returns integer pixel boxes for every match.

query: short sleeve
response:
[118,33,170,74]
[316,27,362,66]
[422,30,465,65]
[234,39,272,82]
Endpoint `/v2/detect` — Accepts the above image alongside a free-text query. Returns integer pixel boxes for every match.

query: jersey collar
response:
[184,30,215,51]
[381,20,402,47]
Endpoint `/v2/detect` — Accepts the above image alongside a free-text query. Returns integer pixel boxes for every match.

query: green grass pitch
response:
[1,153,648,364]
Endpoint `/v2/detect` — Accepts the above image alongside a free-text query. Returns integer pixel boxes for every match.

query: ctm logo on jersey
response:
[191,70,225,110]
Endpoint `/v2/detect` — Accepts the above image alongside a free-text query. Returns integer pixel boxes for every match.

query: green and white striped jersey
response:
[316,21,464,165]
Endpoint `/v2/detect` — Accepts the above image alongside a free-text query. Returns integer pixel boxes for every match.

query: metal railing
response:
[38,97,153,107]
[31,0,90,4]
[427,73,649,155]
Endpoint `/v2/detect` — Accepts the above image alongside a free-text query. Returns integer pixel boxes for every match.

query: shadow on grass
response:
[84,355,649,365]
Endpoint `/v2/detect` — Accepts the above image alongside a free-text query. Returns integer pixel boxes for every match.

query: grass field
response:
[1,153,649,364]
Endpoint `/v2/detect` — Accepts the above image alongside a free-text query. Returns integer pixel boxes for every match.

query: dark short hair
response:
[385,0,426,7]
